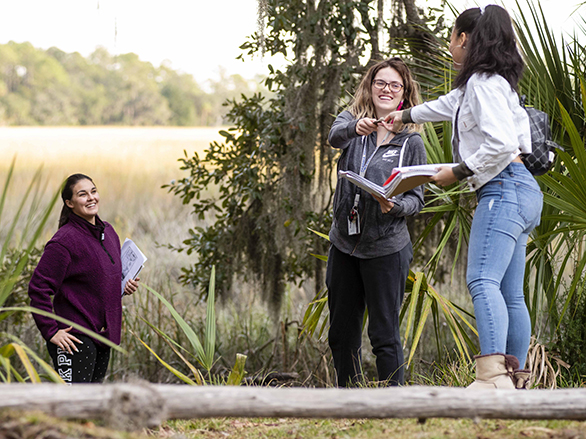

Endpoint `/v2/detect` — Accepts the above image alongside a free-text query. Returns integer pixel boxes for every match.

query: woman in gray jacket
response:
[388,5,542,389]
[327,57,426,387]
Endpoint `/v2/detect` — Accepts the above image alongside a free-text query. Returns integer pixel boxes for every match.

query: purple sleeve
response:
[28,241,71,341]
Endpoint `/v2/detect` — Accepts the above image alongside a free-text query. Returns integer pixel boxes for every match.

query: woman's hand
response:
[430,166,458,187]
[355,118,379,136]
[384,111,404,132]
[123,277,140,296]
[49,327,82,354]
[373,194,394,214]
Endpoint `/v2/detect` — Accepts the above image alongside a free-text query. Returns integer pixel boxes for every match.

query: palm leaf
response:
[0,355,11,383]
[0,306,125,352]
[143,267,219,375]
[0,334,65,384]
[406,295,433,366]
[0,173,61,308]
[300,287,328,339]
[0,156,16,226]
[204,266,216,371]
[308,228,330,241]
[226,353,247,386]
[138,317,204,384]
[133,331,197,385]
[402,272,425,349]
[142,284,207,368]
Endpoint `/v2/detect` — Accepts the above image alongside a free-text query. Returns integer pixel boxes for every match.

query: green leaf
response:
[227,353,247,386]
[204,266,217,372]
[138,317,204,384]
[406,296,433,367]
[403,272,424,349]
[0,334,64,384]
[133,333,197,385]
[0,307,125,353]
[309,253,328,262]
[142,284,207,367]
[308,228,330,241]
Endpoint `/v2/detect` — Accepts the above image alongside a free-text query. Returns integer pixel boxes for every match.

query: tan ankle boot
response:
[467,353,518,389]
[513,369,531,389]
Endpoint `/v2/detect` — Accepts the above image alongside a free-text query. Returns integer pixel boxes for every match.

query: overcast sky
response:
[0,0,580,85]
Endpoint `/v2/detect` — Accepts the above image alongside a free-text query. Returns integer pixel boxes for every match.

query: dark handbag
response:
[520,96,563,176]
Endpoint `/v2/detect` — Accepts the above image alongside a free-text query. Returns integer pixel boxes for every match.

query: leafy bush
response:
[552,289,586,380]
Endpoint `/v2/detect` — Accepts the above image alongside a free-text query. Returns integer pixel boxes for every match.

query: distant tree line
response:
[0,41,267,126]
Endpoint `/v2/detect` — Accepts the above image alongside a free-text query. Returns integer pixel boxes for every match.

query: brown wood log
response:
[0,382,166,430]
[155,385,586,421]
[2,383,586,428]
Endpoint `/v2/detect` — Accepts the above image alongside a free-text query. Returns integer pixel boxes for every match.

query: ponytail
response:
[453,5,524,91]
[59,173,93,229]
[58,204,72,229]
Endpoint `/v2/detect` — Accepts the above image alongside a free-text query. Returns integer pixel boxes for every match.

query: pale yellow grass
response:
[1,126,225,288]
[0,126,222,175]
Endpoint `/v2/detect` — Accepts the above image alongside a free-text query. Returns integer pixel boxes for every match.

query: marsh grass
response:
[0,127,339,384]
[0,127,225,287]
[411,355,475,388]
[0,126,470,385]
[1,127,221,380]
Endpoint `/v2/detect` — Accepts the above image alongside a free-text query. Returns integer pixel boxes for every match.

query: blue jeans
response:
[467,162,542,368]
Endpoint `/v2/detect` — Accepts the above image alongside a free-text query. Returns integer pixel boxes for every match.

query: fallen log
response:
[2,383,586,430]
[156,385,586,421]
[1,381,165,430]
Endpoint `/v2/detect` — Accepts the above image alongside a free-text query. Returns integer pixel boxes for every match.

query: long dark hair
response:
[453,5,524,91]
[59,174,94,229]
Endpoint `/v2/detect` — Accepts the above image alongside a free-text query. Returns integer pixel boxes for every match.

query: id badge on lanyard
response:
[348,193,361,235]
[346,133,407,236]
[347,135,385,236]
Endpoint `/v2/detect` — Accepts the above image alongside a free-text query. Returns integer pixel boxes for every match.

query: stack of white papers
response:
[121,238,147,296]
[339,163,457,199]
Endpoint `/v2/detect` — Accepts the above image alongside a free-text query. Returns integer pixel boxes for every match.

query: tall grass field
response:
[1,126,222,284]
[1,126,336,386]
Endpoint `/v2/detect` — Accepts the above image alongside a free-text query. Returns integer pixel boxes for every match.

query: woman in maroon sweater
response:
[28,174,139,384]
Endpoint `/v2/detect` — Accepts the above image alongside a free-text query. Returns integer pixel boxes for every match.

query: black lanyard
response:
[353,131,392,210]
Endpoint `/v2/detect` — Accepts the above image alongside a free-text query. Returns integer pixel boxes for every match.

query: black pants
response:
[47,335,111,384]
[326,243,412,387]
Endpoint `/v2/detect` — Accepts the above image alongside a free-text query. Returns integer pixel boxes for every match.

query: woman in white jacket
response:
[388,5,542,389]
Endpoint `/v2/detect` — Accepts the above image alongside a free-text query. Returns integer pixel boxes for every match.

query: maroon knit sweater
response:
[28,213,122,346]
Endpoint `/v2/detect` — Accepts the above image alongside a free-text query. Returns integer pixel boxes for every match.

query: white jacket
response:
[410,73,531,190]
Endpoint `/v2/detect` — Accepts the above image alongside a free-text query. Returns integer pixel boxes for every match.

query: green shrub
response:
[553,286,586,383]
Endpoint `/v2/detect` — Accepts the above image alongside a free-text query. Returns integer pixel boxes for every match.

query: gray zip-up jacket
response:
[329,110,427,258]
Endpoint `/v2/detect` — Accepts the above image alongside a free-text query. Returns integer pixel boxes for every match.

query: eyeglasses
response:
[372,79,404,92]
